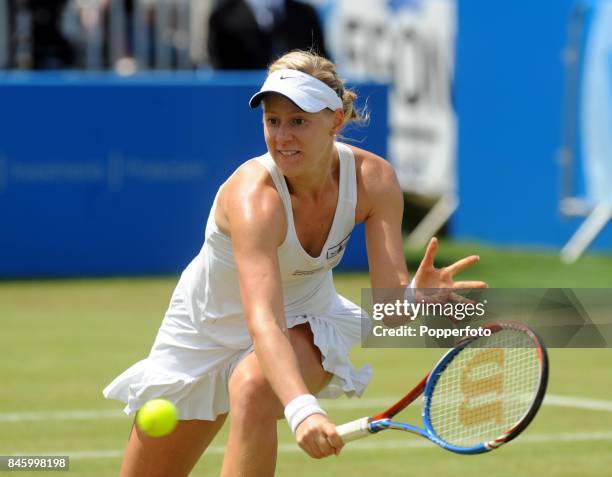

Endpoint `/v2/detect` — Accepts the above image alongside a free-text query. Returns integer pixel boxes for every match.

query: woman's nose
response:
[274,122,293,142]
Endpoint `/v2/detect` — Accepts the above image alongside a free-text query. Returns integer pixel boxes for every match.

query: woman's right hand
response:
[295,413,344,458]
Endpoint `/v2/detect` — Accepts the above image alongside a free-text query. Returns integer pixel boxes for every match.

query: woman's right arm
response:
[222,169,342,458]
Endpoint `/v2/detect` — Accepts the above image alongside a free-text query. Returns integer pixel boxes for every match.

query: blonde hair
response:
[268,50,367,128]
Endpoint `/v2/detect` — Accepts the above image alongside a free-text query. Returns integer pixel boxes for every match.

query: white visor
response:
[249,69,343,113]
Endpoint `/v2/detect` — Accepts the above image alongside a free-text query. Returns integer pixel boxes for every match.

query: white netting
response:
[428,328,541,448]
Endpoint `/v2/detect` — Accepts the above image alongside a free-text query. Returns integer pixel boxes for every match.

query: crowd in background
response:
[0,0,328,71]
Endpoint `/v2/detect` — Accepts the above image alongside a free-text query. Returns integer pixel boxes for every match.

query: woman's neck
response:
[284,142,339,201]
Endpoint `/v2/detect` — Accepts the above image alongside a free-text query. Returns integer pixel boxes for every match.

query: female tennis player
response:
[103,50,486,477]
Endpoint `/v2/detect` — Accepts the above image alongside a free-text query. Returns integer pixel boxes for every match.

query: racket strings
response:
[427,329,542,448]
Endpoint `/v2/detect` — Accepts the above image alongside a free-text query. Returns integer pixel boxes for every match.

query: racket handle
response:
[336,417,371,443]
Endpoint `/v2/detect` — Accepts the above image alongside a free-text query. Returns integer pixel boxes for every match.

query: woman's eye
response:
[267,118,279,126]
[292,118,306,126]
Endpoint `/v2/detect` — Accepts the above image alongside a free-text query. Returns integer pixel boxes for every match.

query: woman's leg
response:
[119,414,227,477]
[220,323,332,477]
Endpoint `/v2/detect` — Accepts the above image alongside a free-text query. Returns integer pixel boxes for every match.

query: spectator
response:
[208,0,329,70]
[9,0,76,69]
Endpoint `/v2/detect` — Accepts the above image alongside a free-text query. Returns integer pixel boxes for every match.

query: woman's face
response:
[262,94,342,178]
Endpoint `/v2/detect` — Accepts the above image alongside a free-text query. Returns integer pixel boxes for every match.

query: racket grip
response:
[336,417,371,443]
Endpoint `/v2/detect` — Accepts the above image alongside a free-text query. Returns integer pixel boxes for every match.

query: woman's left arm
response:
[360,154,487,291]
[360,156,410,290]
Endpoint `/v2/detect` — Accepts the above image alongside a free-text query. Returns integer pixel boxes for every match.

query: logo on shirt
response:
[291,233,352,276]
[326,233,351,260]
[292,267,324,276]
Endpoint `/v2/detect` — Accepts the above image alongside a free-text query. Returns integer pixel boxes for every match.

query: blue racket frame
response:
[421,340,491,454]
[367,339,489,454]
[365,323,548,455]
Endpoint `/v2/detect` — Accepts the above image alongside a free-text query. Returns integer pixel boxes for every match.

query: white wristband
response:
[404,277,416,302]
[284,394,327,434]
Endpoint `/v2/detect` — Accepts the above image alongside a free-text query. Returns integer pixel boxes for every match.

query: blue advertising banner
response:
[0,73,388,278]
[452,0,612,251]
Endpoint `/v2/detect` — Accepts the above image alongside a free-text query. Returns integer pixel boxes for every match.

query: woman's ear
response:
[330,108,345,136]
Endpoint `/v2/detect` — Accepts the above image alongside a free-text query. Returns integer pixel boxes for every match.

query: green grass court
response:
[1,240,612,476]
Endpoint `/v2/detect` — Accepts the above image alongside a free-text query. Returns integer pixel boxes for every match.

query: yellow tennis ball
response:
[136,399,178,437]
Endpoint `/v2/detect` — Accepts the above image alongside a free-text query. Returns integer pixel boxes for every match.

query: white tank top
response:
[177,142,357,324]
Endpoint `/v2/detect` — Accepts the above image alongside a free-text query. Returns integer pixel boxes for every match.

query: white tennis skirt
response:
[103,293,372,420]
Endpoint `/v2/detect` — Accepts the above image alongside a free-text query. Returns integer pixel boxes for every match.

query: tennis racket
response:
[337,321,548,454]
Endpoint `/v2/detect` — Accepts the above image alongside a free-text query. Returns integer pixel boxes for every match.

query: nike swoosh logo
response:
[279,75,296,80]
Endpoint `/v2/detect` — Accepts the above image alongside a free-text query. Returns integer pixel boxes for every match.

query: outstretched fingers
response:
[444,255,480,277]
[420,237,439,270]
[453,280,488,289]
[415,241,486,291]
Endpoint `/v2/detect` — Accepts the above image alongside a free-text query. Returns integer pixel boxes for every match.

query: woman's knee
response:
[120,417,226,477]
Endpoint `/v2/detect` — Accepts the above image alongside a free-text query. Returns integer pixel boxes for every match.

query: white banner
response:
[328,0,457,197]
[581,1,612,205]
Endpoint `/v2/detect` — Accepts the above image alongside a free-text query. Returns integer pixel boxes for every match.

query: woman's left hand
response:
[412,237,488,290]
